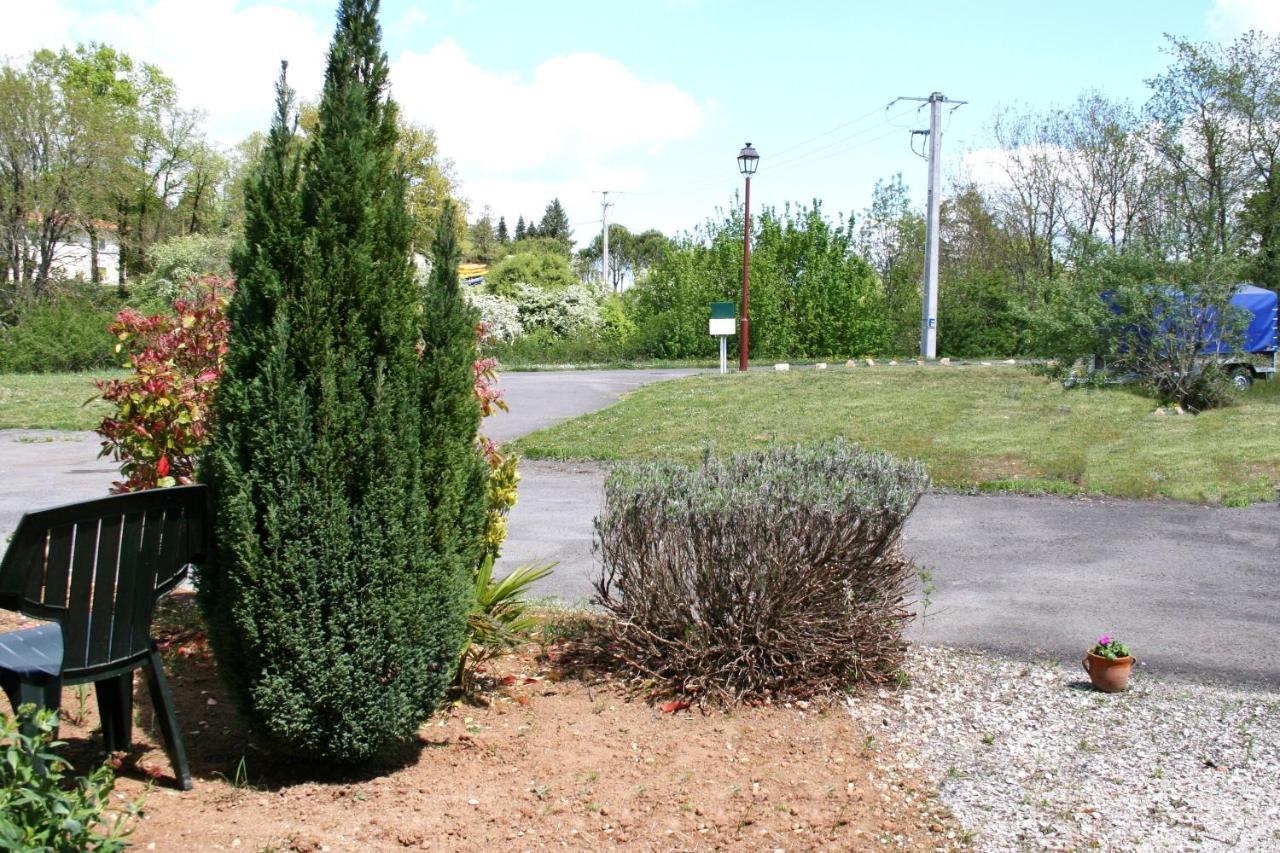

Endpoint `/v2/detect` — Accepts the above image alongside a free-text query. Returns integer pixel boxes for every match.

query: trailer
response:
[1093,283,1278,391]
[1209,284,1277,390]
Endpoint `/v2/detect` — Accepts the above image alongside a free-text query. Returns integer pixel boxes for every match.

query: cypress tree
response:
[201,0,485,762]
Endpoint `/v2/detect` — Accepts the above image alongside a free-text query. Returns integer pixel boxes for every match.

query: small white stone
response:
[774,363,790,371]
[815,362,827,370]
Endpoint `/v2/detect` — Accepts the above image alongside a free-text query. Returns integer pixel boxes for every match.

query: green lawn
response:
[514,366,1280,505]
[0,371,121,431]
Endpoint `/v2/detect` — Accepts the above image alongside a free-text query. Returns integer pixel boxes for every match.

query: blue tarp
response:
[1103,283,1278,355]
[1217,284,1278,354]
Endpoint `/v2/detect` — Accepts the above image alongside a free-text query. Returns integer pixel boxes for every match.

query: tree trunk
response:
[87,222,101,285]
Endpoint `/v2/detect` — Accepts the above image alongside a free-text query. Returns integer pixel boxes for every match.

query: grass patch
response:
[0,371,120,430]
[514,365,1280,504]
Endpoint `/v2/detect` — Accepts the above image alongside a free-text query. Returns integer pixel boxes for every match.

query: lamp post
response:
[737,142,759,372]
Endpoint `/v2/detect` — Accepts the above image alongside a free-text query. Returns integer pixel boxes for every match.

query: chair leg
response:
[12,679,62,731]
[7,677,63,775]
[143,647,191,791]
[95,674,135,753]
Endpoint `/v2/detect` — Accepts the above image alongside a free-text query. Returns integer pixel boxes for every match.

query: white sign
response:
[709,318,736,335]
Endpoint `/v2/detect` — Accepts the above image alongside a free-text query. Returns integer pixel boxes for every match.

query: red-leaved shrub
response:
[96,277,232,492]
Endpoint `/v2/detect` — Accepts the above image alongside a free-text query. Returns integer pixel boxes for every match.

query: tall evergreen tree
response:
[539,197,573,251]
[514,215,526,241]
[496,215,509,244]
[201,0,485,762]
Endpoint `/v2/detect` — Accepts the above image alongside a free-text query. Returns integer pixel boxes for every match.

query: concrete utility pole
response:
[598,191,614,291]
[889,92,967,359]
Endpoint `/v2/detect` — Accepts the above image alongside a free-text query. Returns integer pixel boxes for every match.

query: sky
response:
[3,0,1279,241]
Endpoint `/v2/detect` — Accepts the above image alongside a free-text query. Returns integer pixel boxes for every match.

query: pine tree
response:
[539,197,573,251]
[514,215,526,241]
[201,0,484,762]
[496,215,509,244]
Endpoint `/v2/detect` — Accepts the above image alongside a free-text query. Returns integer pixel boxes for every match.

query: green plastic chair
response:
[0,485,210,790]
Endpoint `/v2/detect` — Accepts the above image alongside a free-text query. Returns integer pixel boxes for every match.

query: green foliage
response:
[96,277,230,492]
[0,289,118,373]
[599,292,637,348]
[456,556,555,696]
[142,233,234,301]
[201,2,485,762]
[631,201,889,359]
[486,246,577,296]
[938,269,1026,356]
[594,440,928,701]
[859,174,924,353]
[535,197,573,252]
[580,224,669,291]
[0,705,138,852]
[1090,635,1131,660]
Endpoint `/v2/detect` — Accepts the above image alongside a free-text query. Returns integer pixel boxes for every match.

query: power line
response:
[623,104,915,198]
[764,107,916,173]
[766,103,892,160]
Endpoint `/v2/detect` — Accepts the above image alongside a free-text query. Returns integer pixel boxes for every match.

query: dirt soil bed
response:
[1,598,959,851]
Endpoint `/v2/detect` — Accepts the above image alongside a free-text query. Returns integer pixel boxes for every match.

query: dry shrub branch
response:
[593,440,928,703]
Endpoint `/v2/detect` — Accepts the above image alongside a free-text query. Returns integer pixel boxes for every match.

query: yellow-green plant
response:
[0,705,140,851]
[456,555,555,697]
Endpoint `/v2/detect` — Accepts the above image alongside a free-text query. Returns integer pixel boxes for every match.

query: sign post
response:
[710,301,736,374]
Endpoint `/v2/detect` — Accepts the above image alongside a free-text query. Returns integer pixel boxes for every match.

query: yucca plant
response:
[456,556,555,697]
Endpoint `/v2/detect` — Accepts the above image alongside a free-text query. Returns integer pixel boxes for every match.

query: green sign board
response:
[710,301,735,320]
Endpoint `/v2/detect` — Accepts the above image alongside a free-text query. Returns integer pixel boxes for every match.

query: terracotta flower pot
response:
[1082,652,1134,693]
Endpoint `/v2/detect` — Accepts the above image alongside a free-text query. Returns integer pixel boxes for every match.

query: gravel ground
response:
[847,646,1280,851]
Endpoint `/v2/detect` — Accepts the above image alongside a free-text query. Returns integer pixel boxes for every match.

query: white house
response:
[50,221,122,284]
[1,218,123,285]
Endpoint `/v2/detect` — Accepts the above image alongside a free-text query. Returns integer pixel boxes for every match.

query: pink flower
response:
[1098,634,1111,646]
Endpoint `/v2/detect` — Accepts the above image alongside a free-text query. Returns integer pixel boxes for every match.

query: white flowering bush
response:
[515,283,603,336]
[464,289,524,342]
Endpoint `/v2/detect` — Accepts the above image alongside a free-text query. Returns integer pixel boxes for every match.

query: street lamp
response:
[737,142,759,372]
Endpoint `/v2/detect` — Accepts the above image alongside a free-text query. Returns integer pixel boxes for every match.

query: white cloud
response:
[0,1,75,61]
[1207,0,1280,39]
[1,2,705,227]
[391,40,703,172]
[391,39,704,214]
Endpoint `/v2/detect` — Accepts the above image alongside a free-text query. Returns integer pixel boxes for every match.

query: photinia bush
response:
[474,322,519,559]
[96,276,232,493]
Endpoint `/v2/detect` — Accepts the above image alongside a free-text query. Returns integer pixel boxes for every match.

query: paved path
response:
[502,461,1279,688]
[0,369,695,542]
[3,367,1277,688]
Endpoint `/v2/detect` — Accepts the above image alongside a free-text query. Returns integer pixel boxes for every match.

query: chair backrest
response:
[0,485,210,676]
